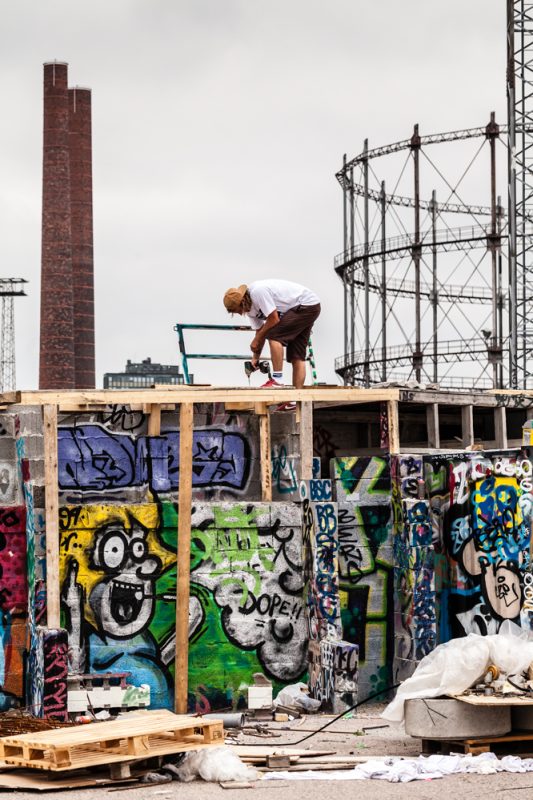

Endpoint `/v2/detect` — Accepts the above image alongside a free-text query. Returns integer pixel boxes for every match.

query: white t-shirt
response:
[246,279,320,330]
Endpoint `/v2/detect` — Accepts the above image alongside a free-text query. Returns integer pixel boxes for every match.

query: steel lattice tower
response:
[507,0,533,388]
[0,280,27,392]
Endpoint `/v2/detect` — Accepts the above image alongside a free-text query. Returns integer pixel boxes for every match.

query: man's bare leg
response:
[268,340,284,373]
[292,359,306,389]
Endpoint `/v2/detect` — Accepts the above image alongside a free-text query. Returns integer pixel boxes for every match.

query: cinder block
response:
[299,479,332,503]
[334,479,392,506]
[0,415,16,438]
[16,409,43,436]
[271,503,302,526]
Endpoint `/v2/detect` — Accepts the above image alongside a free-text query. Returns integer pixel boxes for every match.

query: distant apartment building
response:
[103,357,191,389]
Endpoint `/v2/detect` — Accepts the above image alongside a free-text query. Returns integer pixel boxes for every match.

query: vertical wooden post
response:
[300,401,313,479]
[147,404,161,436]
[461,405,474,448]
[259,409,272,502]
[43,404,60,629]
[426,403,440,449]
[387,400,400,454]
[494,406,508,449]
[175,402,193,714]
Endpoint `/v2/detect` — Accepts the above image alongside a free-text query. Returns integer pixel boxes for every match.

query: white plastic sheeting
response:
[263,752,533,782]
[175,747,259,783]
[383,621,533,723]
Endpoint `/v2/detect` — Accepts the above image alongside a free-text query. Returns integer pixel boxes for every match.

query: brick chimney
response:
[39,62,75,389]
[69,87,95,388]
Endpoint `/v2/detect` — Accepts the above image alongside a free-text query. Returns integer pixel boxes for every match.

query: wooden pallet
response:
[0,710,224,772]
[421,730,533,756]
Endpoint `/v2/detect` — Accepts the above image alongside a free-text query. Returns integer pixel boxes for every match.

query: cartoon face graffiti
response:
[59,505,175,642]
[480,558,522,620]
[457,475,528,624]
[88,520,162,638]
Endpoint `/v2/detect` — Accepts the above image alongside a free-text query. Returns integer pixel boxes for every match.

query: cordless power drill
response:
[244,360,271,380]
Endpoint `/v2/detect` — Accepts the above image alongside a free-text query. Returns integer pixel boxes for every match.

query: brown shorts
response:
[265,303,321,363]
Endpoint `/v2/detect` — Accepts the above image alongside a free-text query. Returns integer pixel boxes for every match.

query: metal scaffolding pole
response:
[363,140,370,387]
[381,181,387,382]
[343,153,348,373]
[498,195,505,387]
[431,190,438,383]
[350,166,355,361]
[487,112,502,389]
[411,125,422,382]
[507,0,533,388]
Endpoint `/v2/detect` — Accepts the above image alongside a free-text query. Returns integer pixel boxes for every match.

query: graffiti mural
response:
[59,504,176,708]
[41,628,69,721]
[58,425,251,495]
[271,443,299,497]
[0,503,27,710]
[59,500,307,712]
[421,453,532,642]
[308,638,359,713]
[331,457,394,699]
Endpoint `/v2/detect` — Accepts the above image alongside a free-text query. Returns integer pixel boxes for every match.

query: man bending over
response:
[223,279,321,388]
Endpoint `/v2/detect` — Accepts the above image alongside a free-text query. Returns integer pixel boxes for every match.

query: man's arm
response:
[250,310,280,362]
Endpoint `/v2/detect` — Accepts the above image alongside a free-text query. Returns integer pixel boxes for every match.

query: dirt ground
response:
[6,705,533,799]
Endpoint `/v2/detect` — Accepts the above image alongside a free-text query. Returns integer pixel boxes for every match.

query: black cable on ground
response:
[242,682,401,747]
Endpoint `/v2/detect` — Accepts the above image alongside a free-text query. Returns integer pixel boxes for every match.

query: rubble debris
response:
[0,710,74,737]
[174,747,259,783]
[274,682,321,712]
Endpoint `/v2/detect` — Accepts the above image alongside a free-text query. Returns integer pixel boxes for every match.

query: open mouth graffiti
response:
[110,579,148,625]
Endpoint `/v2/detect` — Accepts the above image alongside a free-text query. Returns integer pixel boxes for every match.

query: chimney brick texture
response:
[39,62,75,389]
[69,88,95,388]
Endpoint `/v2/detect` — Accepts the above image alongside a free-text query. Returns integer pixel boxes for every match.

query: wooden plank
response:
[175,403,193,715]
[147,404,161,436]
[494,406,508,448]
[15,387,401,407]
[259,410,272,502]
[0,769,139,791]
[300,401,313,479]
[426,403,440,449]
[461,405,474,448]
[231,747,336,759]
[0,391,20,405]
[43,404,60,628]
[387,400,400,453]
[451,694,533,706]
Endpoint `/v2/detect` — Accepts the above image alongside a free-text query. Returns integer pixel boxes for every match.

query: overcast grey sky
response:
[1,1,505,389]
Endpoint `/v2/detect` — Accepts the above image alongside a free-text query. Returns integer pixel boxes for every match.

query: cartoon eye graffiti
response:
[98,531,127,571]
[131,539,147,561]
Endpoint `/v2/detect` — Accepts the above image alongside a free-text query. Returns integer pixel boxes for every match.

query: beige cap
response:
[223,284,248,312]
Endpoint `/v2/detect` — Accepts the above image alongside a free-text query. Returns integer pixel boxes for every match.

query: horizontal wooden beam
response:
[12,387,401,407]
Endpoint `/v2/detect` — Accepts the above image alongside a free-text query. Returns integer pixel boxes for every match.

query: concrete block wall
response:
[330,456,394,700]
[0,407,47,712]
[308,638,359,714]
[271,411,301,500]
[391,455,436,684]
[58,499,307,711]
[423,450,531,642]
[7,396,532,717]
[51,405,307,712]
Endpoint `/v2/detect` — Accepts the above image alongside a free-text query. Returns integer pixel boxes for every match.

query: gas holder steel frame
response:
[334,120,511,391]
